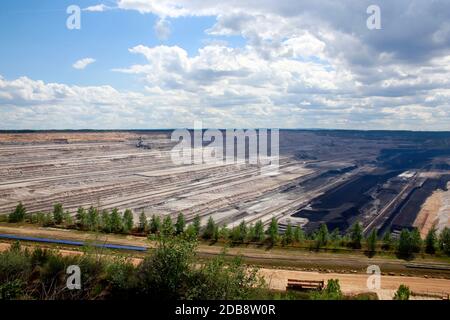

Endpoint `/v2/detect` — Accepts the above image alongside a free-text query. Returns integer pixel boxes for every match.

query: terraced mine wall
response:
[380,175,450,233]
[0,131,448,235]
[293,171,400,233]
[293,147,450,234]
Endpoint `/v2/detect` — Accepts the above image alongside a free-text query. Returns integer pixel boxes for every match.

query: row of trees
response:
[76,207,134,233]
[8,202,73,227]
[7,203,135,234]
[144,213,450,256]
[6,203,450,256]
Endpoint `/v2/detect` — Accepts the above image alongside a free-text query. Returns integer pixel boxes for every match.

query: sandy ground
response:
[414,191,442,238]
[414,182,450,237]
[259,268,450,300]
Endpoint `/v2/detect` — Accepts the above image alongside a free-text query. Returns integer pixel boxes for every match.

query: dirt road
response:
[259,268,450,300]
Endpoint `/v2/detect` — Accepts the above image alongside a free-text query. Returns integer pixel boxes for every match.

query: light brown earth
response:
[414,183,450,237]
[414,191,442,238]
[259,268,450,299]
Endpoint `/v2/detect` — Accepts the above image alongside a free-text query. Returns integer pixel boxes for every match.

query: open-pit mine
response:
[0,130,449,237]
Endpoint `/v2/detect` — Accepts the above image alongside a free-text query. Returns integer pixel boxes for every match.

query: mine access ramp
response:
[286,279,325,291]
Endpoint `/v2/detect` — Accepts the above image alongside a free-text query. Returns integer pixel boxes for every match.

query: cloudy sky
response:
[1,0,450,130]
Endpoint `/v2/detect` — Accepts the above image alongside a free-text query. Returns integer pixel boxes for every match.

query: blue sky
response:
[0,0,242,90]
[0,1,449,130]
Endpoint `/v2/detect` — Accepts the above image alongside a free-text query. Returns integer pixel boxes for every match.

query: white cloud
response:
[72,58,96,70]
[83,4,110,12]
[3,1,450,130]
[1,72,450,130]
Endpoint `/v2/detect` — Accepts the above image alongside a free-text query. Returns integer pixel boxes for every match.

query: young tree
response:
[439,227,450,255]
[230,226,242,243]
[44,212,54,227]
[138,211,148,233]
[184,224,197,239]
[366,229,377,254]
[247,224,255,242]
[324,279,342,299]
[28,212,37,224]
[175,213,186,234]
[253,220,265,242]
[110,208,123,233]
[315,223,329,249]
[218,225,230,240]
[310,279,342,300]
[410,228,422,253]
[425,227,437,254]
[293,226,305,243]
[238,220,247,242]
[52,203,64,224]
[330,228,341,242]
[192,215,201,237]
[8,202,26,223]
[137,234,197,299]
[202,216,216,240]
[63,210,73,226]
[101,210,111,233]
[282,223,294,246]
[123,209,134,233]
[87,206,100,231]
[76,207,88,230]
[231,220,247,243]
[393,284,410,300]
[36,212,45,225]
[397,229,412,257]
[212,225,219,242]
[267,217,279,245]
[161,216,175,237]
[381,231,393,250]
[149,214,161,234]
[349,221,363,249]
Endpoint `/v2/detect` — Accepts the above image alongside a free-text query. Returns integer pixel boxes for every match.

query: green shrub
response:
[393,284,410,300]
[8,202,26,223]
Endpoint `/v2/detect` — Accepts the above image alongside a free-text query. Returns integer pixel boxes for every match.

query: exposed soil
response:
[259,268,450,300]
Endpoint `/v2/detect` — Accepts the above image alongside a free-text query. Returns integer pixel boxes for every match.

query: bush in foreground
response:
[393,284,410,300]
[0,235,268,300]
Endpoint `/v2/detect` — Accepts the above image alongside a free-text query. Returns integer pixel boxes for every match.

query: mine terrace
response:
[0,130,449,238]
